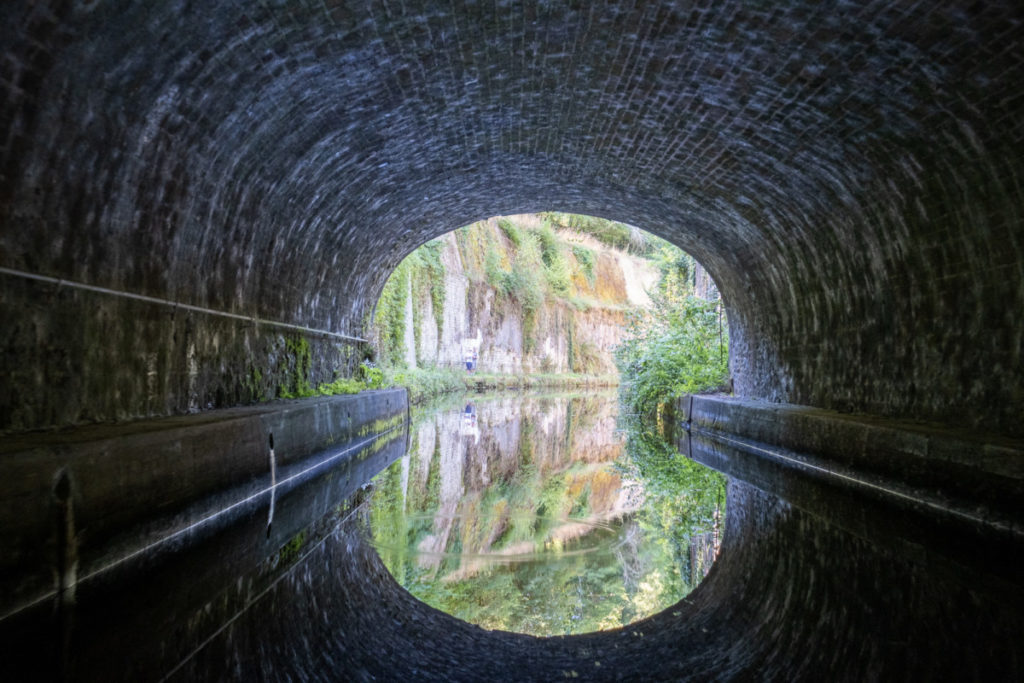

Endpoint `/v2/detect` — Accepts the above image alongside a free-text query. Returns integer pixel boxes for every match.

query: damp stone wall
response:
[1,1,1022,437]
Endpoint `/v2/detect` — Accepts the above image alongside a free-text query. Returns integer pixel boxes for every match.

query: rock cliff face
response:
[379,216,659,376]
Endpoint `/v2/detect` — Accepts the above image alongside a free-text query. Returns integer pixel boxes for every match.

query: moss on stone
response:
[279,336,315,398]
[278,530,306,565]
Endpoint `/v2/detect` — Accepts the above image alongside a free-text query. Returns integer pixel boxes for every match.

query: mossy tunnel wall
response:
[1,1,1022,680]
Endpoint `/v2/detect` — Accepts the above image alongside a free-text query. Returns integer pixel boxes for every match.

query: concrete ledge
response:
[0,389,408,617]
[679,395,1024,523]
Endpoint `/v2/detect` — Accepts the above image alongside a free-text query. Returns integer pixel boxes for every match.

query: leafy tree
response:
[615,241,728,415]
[616,294,728,416]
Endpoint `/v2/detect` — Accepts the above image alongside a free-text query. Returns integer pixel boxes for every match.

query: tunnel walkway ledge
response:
[675,394,1024,533]
[0,389,409,621]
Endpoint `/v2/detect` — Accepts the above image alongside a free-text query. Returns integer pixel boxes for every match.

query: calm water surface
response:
[368,391,726,636]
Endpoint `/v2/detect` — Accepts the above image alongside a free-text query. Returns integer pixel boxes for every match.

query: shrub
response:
[541,212,637,252]
[484,239,508,293]
[544,250,571,295]
[615,295,729,416]
[384,366,465,404]
[535,223,559,266]
[498,218,522,247]
[571,245,596,285]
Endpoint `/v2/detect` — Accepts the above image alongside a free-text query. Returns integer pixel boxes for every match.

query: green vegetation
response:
[497,217,522,247]
[371,215,635,404]
[418,240,447,339]
[356,410,408,438]
[371,215,726,411]
[276,336,384,399]
[615,248,729,416]
[615,297,728,415]
[483,218,581,346]
[540,212,655,255]
[373,239,447,368]
[535,222,571,294]
[567,317,604,375]
[363,217,732,637]
[485,229,546,350]
[277,337,314,398]
[383,366,466,404]
[244,364,265,401]
[278,530,306,565]
[571,245,596,285]
[384,365,616,405]
[373,258,410,369]
[370,394,629,634]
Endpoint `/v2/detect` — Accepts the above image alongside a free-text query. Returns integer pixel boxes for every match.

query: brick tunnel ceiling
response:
[1,1,1022,435]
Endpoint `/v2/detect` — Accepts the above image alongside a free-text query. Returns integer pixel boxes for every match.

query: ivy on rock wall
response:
[451,215,643,360]
[483,226,546,352]
[371,214,722,384]
[540,212,652,255]
[373,239,447,368]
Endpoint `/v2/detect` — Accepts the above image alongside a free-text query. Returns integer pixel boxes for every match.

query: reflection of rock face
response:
[402,392,636,574]
[369,392,728,636]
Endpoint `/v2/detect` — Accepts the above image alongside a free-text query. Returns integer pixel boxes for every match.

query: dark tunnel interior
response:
[1,1,1022,680]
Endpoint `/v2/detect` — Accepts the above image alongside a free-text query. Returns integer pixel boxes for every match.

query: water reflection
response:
[368,391,727,636]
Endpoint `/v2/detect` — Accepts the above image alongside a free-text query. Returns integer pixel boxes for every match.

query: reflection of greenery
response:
[381,365,618,406]
[619,422,726,591]
[278,530,306,565]
[368,393,726,636]
[407,540,642,635]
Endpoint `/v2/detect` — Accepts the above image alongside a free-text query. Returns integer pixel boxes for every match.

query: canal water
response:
[5,389,1018,680]
[366,390,726,636]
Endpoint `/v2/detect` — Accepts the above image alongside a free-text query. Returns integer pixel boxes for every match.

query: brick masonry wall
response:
[1,1,1022,435]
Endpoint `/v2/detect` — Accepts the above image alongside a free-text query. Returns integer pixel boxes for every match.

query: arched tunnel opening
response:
[361,213,731,637]
[1,1,1022,680]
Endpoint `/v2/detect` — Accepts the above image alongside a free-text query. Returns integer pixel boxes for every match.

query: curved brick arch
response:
[1,0,1022,434]
[2,3,1023,680]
